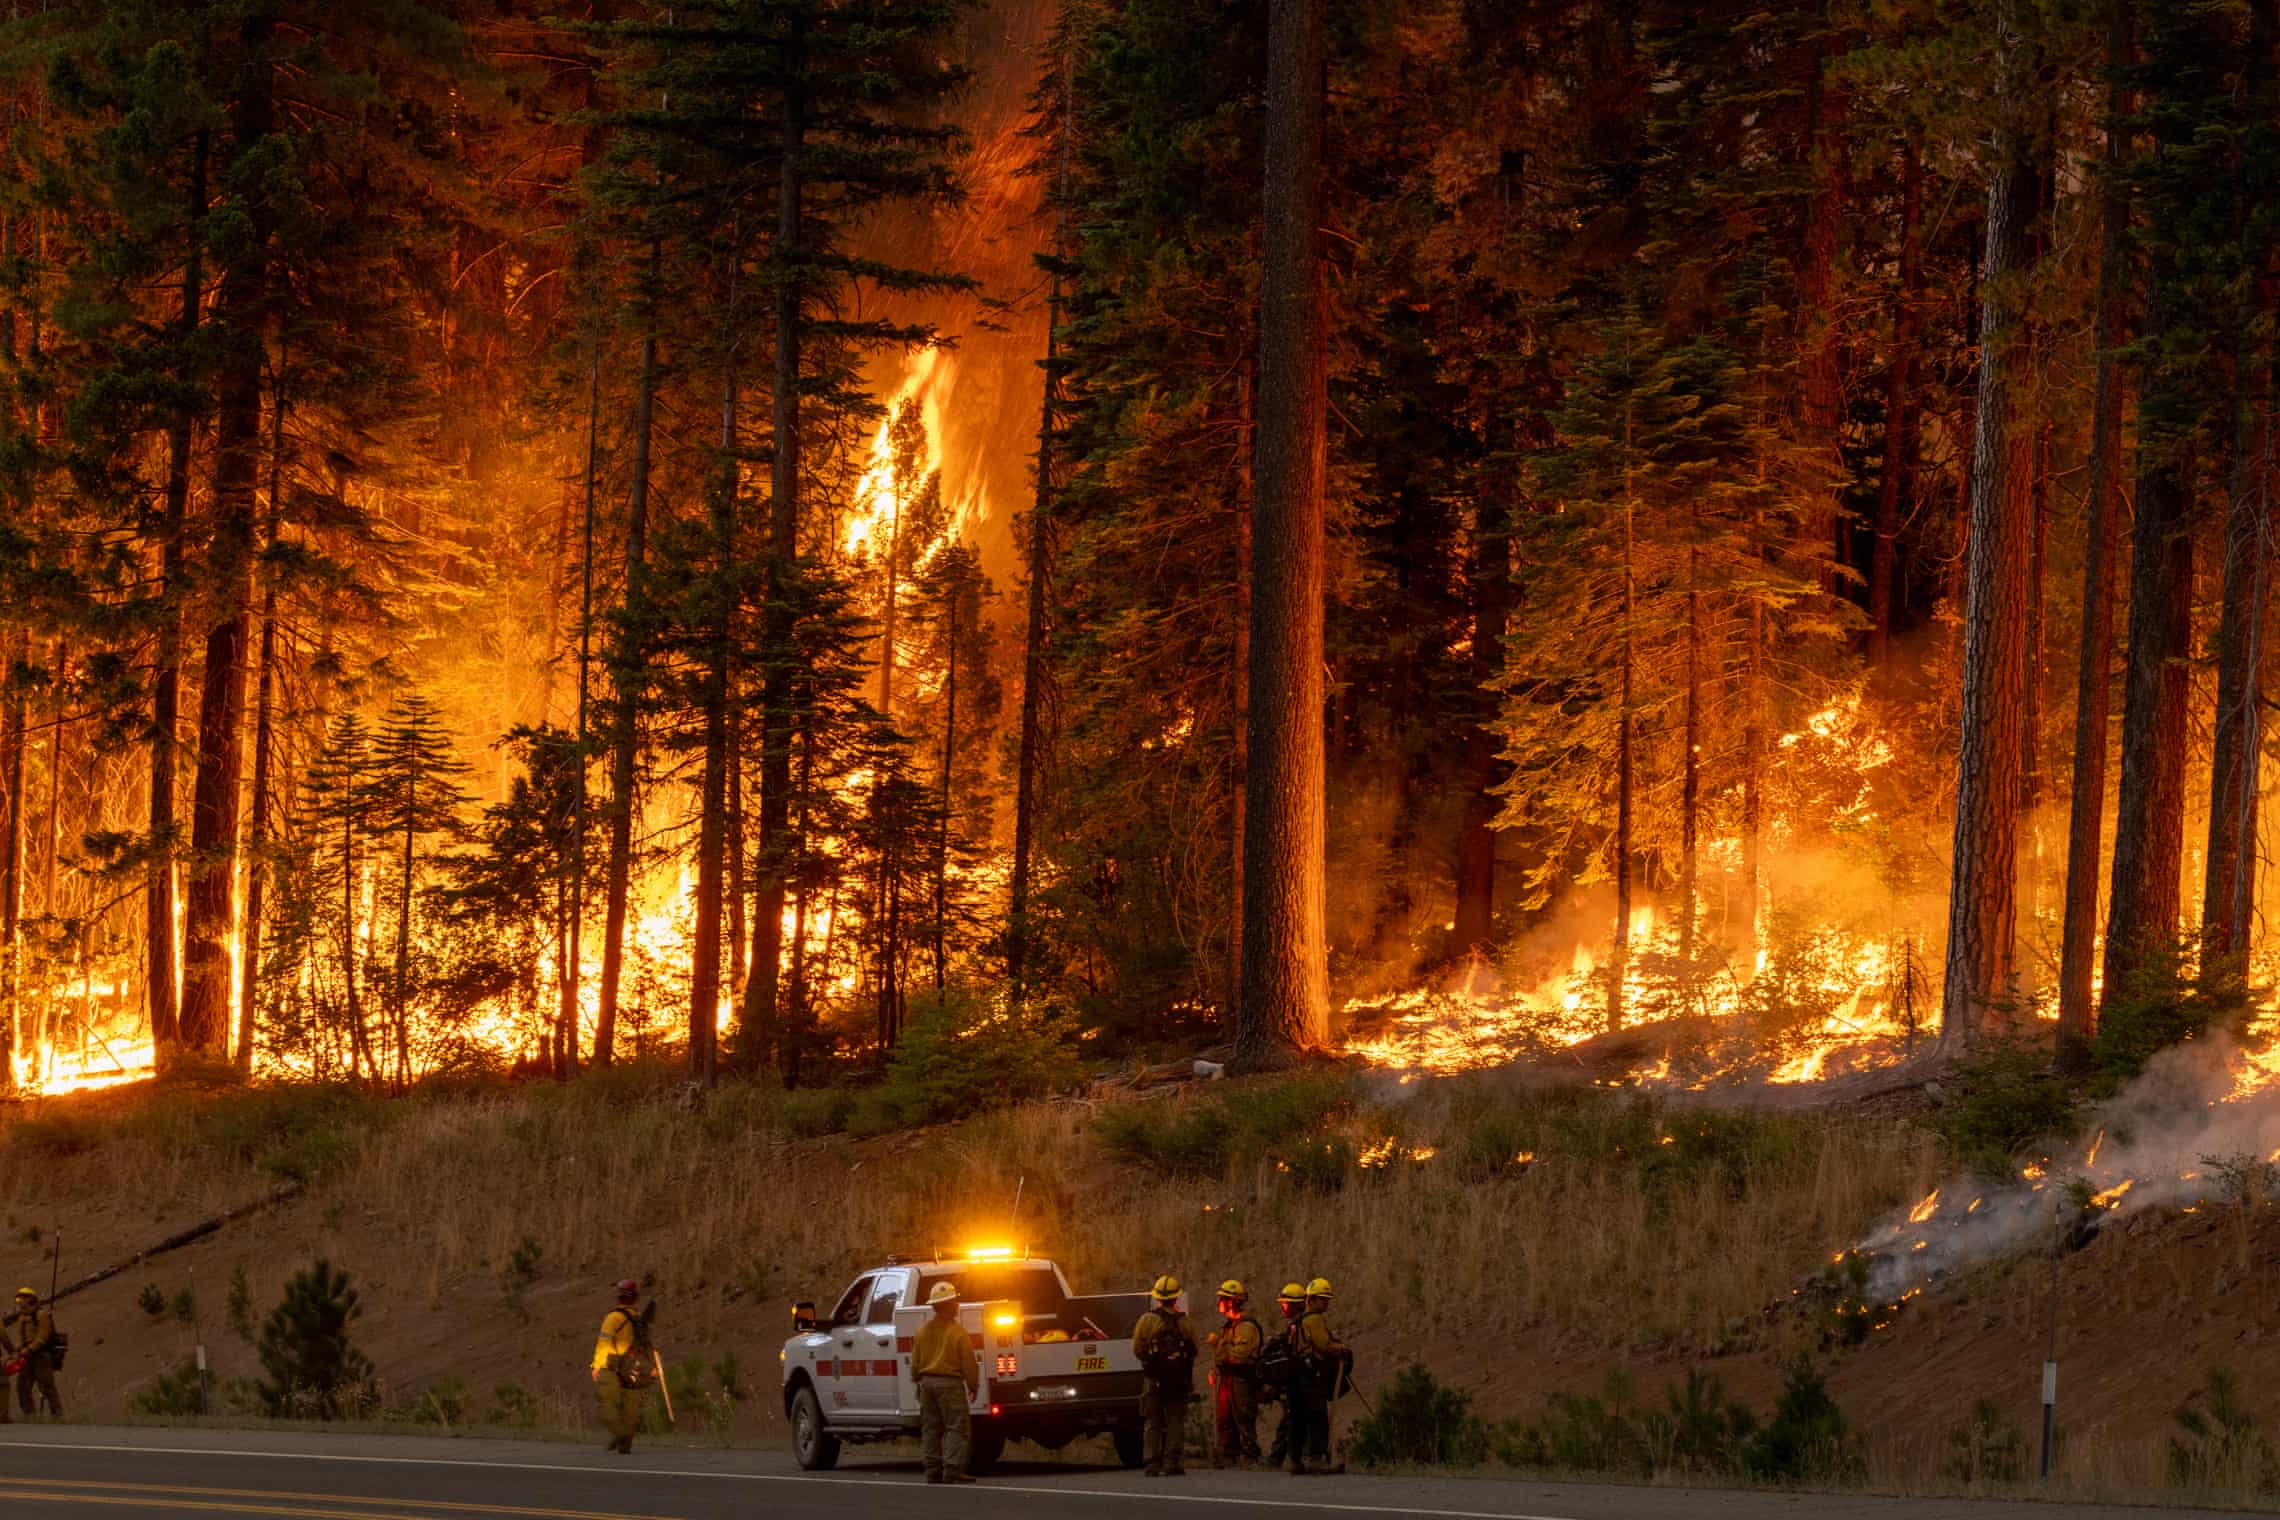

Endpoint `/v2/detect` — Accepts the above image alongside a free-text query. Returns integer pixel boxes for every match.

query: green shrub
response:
[131,1358,208,1417]
[1095,1102,1233,1177]
[1510,1367,1756,1478]
[1349,1363,1492,1470]
[1742,1359,1856,1483]
[170,1287,197,1325]
[2170,1367,2276,1490]
[391,1376,470,1426]
[1928,1039,2081,1178]
[1094,1073,1356,1179]
[1945,1398,2026,1486]
[137,1284,166,1319]
[1513,1368,1651,1476]
[1651,1368,1758,1475]
[255,1258,377,1420]
[11,1114,98,1157]
[848,991,1081,1136]
[778,1087,855,1139]
[500,1236,543,1318]
[227,1265,255,1343]
[118,1083,389,1182]
[488,1380,540,1427]
[2097,943,2258,1097]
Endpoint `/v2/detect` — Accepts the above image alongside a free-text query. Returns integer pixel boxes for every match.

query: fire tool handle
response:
[654,1349,675,1429]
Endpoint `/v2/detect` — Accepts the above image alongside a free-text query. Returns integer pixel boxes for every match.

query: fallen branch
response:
[50,1184,304,1305]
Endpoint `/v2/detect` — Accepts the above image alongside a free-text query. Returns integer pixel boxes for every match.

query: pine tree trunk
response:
[1611,499,1634,1033]
[1681,537,1700,968]
[1452,490,1509,959]
[1235,0,1329,1071]
[181,14,277,1060]
[2201,282,2274,966]
[934,594,955,994]
[1007,330,1055,1002]
[341,776,365,1083]
[743,29,805,1075]
[596,244,661,1069]
[690,261,740,1089]
[2103,301,2196,1006]
[394,789,413,1090]
[1009,60,1070,1005]
[1798,55,1847,591]
[1939,15,2039,1047]
[567,350,600,1080]
[1868,139,1923,673]
[148,129,208,1060]
[1742,523,1764,961]
[238,378,286,1078]
[878,502,901,719]
[2057,0,2133,1065]
[0,631,22,1080]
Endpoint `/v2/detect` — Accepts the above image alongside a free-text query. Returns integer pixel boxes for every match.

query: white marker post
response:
[2040,1200,2060,1479]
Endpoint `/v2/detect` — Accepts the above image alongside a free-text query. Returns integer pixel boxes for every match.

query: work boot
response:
[925,1472,943,1484]
[947,1473,977,1485]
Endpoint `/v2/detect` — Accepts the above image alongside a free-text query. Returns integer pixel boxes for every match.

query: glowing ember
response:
[1906,1189,1939,1224]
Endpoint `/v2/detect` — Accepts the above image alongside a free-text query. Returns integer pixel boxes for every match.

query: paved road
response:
[0,1426,2251,1519]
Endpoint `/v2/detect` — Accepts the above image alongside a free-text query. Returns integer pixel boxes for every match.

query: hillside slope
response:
[0,1068,2264,1494]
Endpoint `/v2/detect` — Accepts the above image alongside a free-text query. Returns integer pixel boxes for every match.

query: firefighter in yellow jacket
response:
[913,1282,979,1484]
[1208,1279,1263,1467]
[1293,1277,1350,1474]
[1132,1275,1199,1477]
[10,1288,61,1420]
[590,1279,648,1454]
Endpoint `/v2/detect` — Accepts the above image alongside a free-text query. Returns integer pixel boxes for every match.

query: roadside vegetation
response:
[8,1062,2280,1506]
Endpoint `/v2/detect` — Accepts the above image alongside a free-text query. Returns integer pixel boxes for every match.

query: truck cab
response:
[781,1248,1160,1473]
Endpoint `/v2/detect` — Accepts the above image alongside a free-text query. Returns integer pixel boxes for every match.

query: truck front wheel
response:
[1111,1426,1145,1469]
[791,1385,841,1472]
[967,1432,1007,1475]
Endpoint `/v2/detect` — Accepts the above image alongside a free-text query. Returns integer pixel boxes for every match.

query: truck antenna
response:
[1010,1175,1025,1238]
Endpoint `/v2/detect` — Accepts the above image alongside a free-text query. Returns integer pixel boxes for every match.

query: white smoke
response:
[1851,1035,2280,1302]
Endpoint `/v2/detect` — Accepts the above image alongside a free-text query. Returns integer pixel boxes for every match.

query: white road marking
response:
[0,1441,1585,1520]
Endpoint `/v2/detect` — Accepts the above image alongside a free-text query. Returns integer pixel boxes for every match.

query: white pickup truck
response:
[780,1248,1162,1473]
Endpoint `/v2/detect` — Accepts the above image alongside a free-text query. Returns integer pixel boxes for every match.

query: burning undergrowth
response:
[1827,1034,2280,1312]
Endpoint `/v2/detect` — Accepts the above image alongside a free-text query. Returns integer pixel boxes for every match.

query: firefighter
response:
[914,1282,979,1484]
[1295,1277,1351,1474]
[11,1288,62,1420]
[1208,1279,1263,1467]
[1264,1281,1308,1471]
[1131,1274,1198,1477]
[590,1279,648,1454]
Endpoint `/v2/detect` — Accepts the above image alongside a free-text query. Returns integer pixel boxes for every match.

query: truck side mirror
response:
[792,1301,818,1333]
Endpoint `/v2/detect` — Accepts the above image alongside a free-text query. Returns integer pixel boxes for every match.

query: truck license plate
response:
[1074,1355,1107,1372]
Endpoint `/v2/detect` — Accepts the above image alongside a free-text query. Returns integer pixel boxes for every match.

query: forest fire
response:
[1844,1037,2280,1303]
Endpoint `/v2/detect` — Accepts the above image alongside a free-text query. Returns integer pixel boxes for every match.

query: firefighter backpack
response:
[1140,1311,1195,1390]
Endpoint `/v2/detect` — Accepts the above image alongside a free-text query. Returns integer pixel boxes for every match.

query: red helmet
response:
[615,1278,639,1303]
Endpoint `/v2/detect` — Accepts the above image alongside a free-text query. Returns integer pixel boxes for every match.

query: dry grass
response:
[2,1065,1934,1359]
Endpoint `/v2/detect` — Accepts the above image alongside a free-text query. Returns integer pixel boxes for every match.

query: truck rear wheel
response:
[791,1385,841,1472]
[1112,1426,1145,1469]
[967,1432,1006,1475]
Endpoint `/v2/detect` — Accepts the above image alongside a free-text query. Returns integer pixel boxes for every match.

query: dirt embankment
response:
[0,1071,2266,1491]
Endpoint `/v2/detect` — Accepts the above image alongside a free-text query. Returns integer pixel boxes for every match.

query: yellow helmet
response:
[1306,1277,1333,1299]
[1151,1274,1181,1300]
[12,1288,32,1300]
[1217,1278,1246,1301]
[1279,1281,1306,1301]
[927,1282,961,1305]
